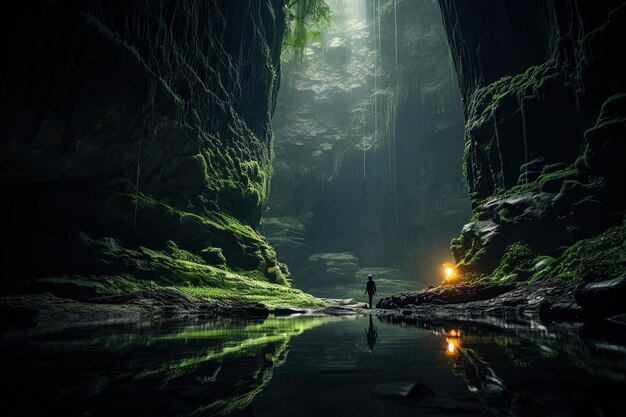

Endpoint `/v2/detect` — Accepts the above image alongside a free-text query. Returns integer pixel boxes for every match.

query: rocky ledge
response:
[0,288,270,329]
[0,290,376,329]
[377,275,626,322]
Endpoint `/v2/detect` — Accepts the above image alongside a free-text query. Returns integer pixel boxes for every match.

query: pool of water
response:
[1,314,624,417]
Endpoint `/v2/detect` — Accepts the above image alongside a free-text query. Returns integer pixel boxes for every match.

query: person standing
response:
[363,275,377,309]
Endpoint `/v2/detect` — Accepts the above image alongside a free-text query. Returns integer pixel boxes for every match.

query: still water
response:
[1,314,624,417]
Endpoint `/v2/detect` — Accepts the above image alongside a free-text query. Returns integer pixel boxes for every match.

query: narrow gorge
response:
[1,1,624,416]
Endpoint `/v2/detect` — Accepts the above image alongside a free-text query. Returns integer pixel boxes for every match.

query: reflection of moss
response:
[146,317,326,415]
[494,336,538,368]
[138,316,326,416]
[164,316,326,344]
[452,346,493,388]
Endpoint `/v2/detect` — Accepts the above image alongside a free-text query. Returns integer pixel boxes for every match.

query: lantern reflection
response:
[444,328,461,356]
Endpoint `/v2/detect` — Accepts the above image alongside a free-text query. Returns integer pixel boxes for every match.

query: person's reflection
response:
[364,314,378,352]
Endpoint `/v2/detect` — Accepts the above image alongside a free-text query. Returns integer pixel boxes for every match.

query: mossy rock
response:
[200,246,228,266]
[537,168,578,193]
[532,225,626,282]
[489,243,538,281]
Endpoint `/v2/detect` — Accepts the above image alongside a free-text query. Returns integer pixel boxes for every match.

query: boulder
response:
[574,275,626,318]
[373,381,435,399]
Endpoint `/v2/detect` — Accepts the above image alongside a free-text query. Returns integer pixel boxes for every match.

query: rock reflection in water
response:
[0,316,326,417]
[388,317,626,417]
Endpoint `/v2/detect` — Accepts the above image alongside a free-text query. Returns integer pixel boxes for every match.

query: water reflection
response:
[382,317,626,417]
[2,315,625,417]
[443,329,461,356]
[364,314,378,352]
[0,316,326,417]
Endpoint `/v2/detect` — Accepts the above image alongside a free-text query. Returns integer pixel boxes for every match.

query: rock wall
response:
[0,1,291,295]
[438,0,626,281]
[264,0,470,286]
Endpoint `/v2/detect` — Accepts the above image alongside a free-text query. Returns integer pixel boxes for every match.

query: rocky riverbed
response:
[376,276,626,323]
[2,276,624,330]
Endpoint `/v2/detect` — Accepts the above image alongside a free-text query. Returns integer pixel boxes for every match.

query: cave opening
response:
[264,0,471,294]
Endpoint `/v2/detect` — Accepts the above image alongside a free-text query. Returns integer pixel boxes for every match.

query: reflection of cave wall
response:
[438,0,626,281]
[266,0,470,285]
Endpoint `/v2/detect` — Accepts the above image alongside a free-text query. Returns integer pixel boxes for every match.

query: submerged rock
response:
[373,381,435,399]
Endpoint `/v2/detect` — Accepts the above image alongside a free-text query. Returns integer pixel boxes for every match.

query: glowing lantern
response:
[442,263,456,283]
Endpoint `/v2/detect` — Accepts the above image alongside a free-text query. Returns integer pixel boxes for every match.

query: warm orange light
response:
[448,329,461,337]
[442,263,456,282]
[445,337,461,356]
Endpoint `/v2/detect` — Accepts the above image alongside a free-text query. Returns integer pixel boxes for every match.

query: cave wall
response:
[438,0,626,281]
[0,1,291,294]
[265,0,470,287]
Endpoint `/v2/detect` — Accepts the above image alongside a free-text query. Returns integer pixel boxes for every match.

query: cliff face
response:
[438,0,626,281]
[0,1,293,297]
[265,0,470,287]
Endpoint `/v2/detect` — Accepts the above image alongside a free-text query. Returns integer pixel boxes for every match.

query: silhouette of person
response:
[364,314,377,352]
[363,274,377,309]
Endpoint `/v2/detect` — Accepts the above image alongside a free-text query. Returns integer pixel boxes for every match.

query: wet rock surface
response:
[377,280,626,322]
[0,288,269,328]
[0,0,290,298]
[436,0,626,289]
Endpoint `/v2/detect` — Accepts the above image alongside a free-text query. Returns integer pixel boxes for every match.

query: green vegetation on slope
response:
[458,225,625,283]
[282,0,333,61]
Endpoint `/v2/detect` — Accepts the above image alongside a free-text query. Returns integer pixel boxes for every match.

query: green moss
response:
[537,168,578,190]
[535,225,626,281]
[201,145,271,225]
[477,65,543,105]
[163,240,206,264]
[123,191,263,240]
[461,272,488,283]
[489,243,538,281]
[466,225,625,284]
[40,246,322,308]
[482,182,538,203]
[178,281,325,309]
